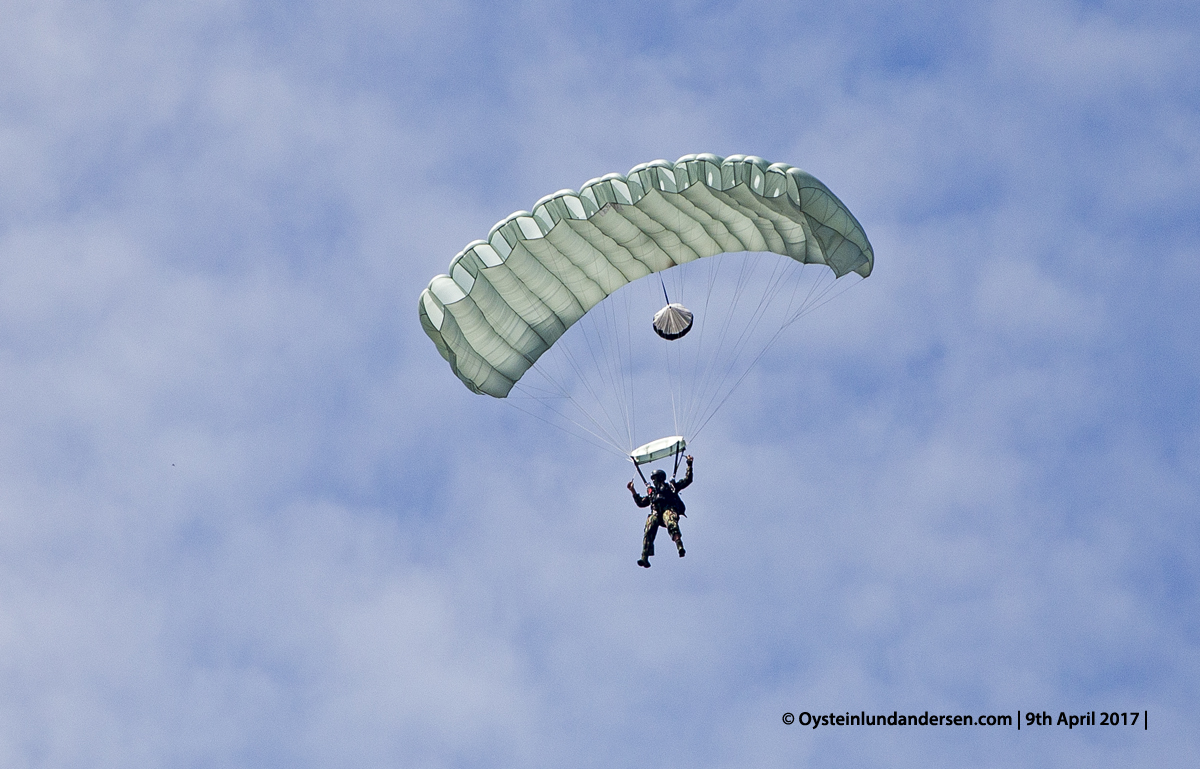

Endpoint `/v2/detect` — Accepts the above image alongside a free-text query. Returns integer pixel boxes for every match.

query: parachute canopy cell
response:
[630,436,687,466]
[418,153,874,398]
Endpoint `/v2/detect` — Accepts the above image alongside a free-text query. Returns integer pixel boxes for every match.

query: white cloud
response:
[0,0,1197,766]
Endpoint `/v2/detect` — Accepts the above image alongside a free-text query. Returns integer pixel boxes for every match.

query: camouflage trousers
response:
[642,510,684,558]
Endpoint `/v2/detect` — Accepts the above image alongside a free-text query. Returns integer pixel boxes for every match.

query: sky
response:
[1,0,1198,766]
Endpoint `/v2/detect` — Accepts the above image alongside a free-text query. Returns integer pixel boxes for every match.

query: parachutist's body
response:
[628,456,693,568]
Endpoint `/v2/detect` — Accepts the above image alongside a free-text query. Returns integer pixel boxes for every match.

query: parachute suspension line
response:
[689,269,864,442]
[621,281,637,451]
[647,276,679,439]
[613,282,639,450]
[675,259,693,432]
[555,327,629,449]
[593,282,633,450]
[689,327,788,441]
[512,373,633,458]
[669,254,689,307]
[683,249,722,438]
[690,254,756,430]
[690,298,811,441]
[503,394,631,460]
[781,269,861,329]
[599,263,634,452]
[614,263,640,450]
[660,276,683,441]
[542,240,640,453]
[657,264,691,442]
[604,248,641,452]
[663,320,681,438]
[676,261,693,429]
[507,248,862,461]
[589,293,620,445]
[537,291,643,454]
[777,260,815,327]
[661,253,840,442]
[682,253,735,433]
[672,444,683,480]
[599,284,635,448]
[512,366,627,455]
[707,256,809,428]
[658,205,694,441]
[687,253,796,436]
[514,282,639,454]
[575,299,634,450]
[772,260,827,330]
[507,315,634,457]
[683,252,762,438]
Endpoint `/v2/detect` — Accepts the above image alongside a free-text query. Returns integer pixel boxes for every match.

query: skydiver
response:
[627,455,693,568]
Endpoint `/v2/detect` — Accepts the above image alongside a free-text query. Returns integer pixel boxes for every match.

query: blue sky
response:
[1,1,1197,766]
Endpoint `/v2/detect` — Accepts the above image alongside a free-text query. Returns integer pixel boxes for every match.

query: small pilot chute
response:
[652,303,693,340]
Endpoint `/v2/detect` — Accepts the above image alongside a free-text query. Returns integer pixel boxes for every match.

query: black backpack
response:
[663,485,686,516]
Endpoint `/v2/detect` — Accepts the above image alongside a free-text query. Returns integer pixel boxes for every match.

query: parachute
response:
[652,303,694,340]
[418,153,872,462]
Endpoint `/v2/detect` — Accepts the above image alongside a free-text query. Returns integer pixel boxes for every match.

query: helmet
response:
[651,469,667,482]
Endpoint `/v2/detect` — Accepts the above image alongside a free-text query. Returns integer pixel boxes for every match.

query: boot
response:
[637,557,651,568]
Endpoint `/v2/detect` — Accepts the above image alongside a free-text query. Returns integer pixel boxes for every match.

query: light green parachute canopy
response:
[419,153,873,398]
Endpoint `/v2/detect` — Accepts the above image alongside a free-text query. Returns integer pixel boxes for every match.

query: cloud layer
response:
[1,1,1197,766]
